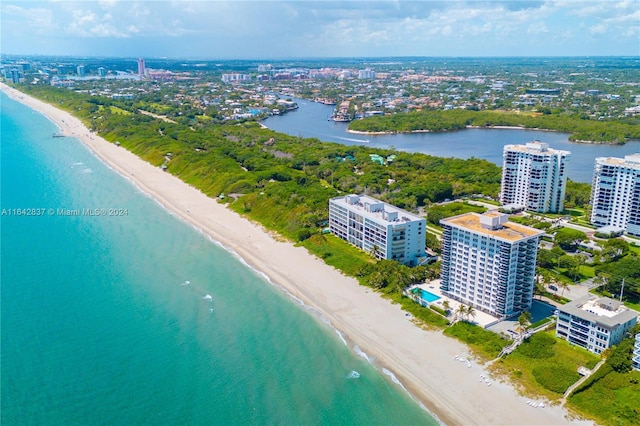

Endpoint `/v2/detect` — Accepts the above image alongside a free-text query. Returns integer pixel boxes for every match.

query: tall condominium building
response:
[555,295,638,355]
[501,141,570,213]
[76,65,85,77]
[590,154,640,237]
[137,58,146,78]
[328,194,426,266]
[440,212,544,319]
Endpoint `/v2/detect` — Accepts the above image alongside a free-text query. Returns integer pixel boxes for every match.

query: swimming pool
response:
[412,288,441,303]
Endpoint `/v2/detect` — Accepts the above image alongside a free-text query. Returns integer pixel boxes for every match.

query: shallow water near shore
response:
[1,92,438,425]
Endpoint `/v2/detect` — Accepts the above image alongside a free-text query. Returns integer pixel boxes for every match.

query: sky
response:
[1,1,639,58]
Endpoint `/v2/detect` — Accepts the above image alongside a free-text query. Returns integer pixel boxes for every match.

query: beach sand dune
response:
[1,83,590,426]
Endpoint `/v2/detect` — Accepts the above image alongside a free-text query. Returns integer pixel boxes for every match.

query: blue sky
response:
[1,1,638,58]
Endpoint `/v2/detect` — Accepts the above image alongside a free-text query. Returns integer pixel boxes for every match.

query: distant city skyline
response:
[1,1,638,58]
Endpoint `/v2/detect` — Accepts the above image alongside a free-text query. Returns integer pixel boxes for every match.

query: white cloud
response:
[0,1,637,57]
[589,24,607,35]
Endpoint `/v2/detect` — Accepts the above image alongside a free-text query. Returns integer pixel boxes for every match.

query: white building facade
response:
[590,154,640,237]
[501,141,570,213]
[440,212,544,319]
[555,295,638,355]
[328,195,426,266]
[633,333,640,371]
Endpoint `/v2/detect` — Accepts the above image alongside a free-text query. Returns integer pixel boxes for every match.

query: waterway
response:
[264,98,640,183]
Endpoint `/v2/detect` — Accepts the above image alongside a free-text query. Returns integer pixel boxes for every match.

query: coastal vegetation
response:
[492,332,599,399]
[444,321,510,359]
[348,109,640,144]
[567,329,640,426]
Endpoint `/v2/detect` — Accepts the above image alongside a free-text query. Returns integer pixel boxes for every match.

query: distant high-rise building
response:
[137,58,146,78]
[98,67,106,77]
[590,154,640,237]
[358,68,376,79]
[440,212,544,319]
[500,141,570,213]
[221,73,251,83]
[76,65,85,77]
[10,69,21,84]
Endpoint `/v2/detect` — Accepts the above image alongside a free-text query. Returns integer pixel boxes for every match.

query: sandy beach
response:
[2,83,590,426]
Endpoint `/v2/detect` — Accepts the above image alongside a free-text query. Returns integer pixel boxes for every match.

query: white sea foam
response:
[346,370,360,379]
[334,329,347,346]
[382,368,407,392]
[354,345,371,363]
[181,280,190,286]
[202,294,212,301]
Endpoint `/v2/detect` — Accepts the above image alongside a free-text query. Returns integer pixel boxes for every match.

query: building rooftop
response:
[440,212,544,242]
[596,153,640,169]
[504,141,570,156]
[331,194,424,225]
[559,295,639,328]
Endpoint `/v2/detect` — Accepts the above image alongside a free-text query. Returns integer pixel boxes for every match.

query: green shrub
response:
[601,371,631,389]
[517,332,556,358]
[429,305,447,316]
[532,365,580,393]
[444,321,510,359]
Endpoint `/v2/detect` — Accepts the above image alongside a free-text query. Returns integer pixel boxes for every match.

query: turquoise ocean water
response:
[0,92,437,425]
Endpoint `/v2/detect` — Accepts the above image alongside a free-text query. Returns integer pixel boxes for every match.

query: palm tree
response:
[466,305,476,323]
[558,280,570,297]
[456,304,468,323]
[442,300,451,315]
[369,244,382,261]
[369,270,387,290]
[517,311,532,337]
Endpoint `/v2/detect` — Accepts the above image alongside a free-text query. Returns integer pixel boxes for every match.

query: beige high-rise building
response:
[440,212,544,319]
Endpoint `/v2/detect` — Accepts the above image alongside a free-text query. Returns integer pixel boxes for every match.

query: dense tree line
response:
[348,109,640,144]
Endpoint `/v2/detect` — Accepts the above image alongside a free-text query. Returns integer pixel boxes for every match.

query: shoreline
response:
[348,124,622,144]
[1,83,588,426]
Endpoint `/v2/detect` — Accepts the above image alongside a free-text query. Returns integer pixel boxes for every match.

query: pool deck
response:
[410,281,502,329]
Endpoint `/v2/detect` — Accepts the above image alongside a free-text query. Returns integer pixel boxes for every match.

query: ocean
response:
[0,92,438,425]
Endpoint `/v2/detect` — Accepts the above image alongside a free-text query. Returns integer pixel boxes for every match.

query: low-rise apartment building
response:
[556,295,638,355]
[328,194,426,266]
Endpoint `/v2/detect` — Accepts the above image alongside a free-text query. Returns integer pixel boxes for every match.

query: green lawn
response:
[579,265,596,278]
[564,208,585,217]
[623,301,640,312]
[109,106,131,115]
[491,331,600,400]
[469,197,500,206]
